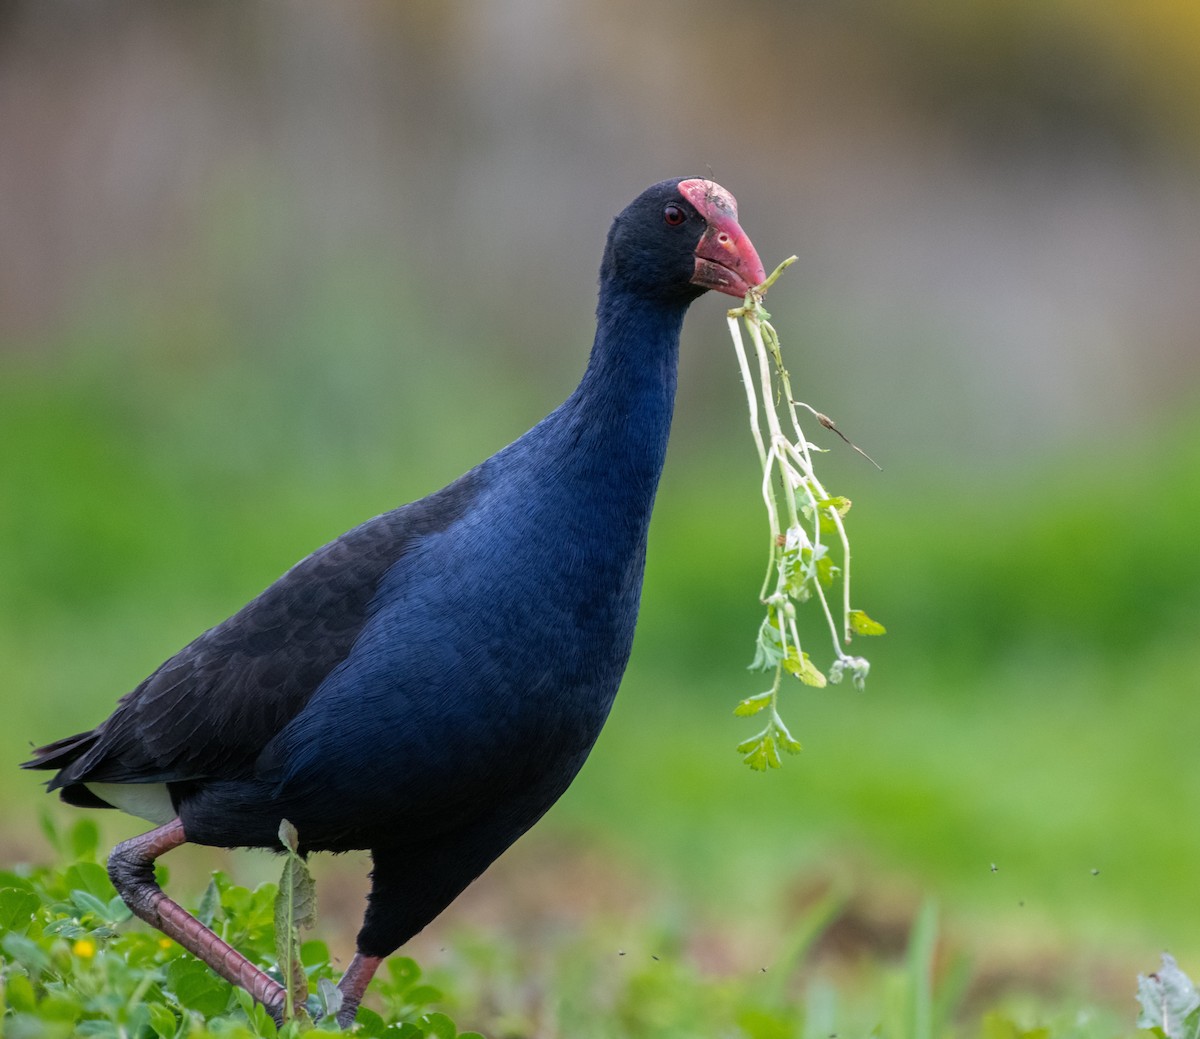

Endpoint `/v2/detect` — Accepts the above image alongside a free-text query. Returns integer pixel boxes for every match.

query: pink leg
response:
[336,952,384,1027]
[107,819,287,1023]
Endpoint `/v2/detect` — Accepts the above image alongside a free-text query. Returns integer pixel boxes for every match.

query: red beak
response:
[678,179,767,298]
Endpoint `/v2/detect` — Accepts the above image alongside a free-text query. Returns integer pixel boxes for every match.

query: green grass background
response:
[4,266,1199,1027]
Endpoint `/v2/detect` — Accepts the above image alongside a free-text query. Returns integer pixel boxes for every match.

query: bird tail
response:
[22,730,130,810]
[22,730,100,776]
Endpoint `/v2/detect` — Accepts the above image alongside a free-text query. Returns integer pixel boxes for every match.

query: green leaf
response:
[34,994,80,1023]
[281,858,317,933]
[0,870,35,892]
[406,983,444,1008]
[165,957,233,1017]
[4,971,37,1012]
[733,691,773,717]
[388,956,422,987]
[63,861,117,901]
[783,649,827,687]
[44,918,87,939]
[417,1011,458,1039]
[234,986,280,1036]
[1138,954,1200,1039]
[739,733,784,771]
[849,609,887,636]
[780,542,824,601]
[146,1003,180,1039]
[196,877,220,928]
[353,1006,387,1037]
[316,976,344,1023]
[777,729,803,755]
[816,495,852,516]
[0,886,40,933]
[736,732,765,755]
[68,818,101,862]
[3,931,52,977]
[275,820,318,1022]
[106,895,132,922]
[749,615,785,671]
[742,740,770,771]
[301,938,331,967]
[69,888,113,920]
[816,554,839,588]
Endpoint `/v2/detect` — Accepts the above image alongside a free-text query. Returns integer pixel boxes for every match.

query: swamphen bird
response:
[23,177,765,1026]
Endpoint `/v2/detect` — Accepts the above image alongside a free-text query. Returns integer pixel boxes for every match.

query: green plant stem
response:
[729,264,848,663]
[726,255,883,768]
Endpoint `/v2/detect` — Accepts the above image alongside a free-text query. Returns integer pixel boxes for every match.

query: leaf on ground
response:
[63,861,116,901]
[317,976,344,1021]
[418,1011,460,1039]
[68,889,112,920]
[166,956,233,1017]
[1137,954,1200,1039]
[0,887,40,933]
[146,1002,180,1039]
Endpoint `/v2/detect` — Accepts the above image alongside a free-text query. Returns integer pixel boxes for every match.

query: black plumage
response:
[23,177,765,1025]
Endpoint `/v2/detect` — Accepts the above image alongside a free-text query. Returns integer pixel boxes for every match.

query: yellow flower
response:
[73,938,96,959]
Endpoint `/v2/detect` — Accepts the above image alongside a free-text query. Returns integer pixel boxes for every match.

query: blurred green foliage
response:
[3,275,1200,1027]
[0,817,486,1037]
[1,817,1140,1037]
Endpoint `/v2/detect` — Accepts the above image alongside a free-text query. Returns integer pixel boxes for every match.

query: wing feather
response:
[23,469,483,800]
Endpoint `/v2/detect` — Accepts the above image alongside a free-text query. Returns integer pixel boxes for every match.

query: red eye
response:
[663,204,686,227]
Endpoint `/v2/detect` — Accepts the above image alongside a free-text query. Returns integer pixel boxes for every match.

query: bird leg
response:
[107,818,288,1024]
[335,951,384,1027]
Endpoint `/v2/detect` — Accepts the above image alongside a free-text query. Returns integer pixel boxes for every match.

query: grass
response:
[0,817,1139,1037]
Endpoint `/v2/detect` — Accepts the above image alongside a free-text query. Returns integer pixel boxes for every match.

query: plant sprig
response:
[275,820,317,1026]
[727,257,885,770]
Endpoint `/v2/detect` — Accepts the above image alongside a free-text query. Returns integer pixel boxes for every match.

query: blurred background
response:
[3,0,1200,1028]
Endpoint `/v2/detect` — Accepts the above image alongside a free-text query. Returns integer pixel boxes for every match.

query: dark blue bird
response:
[23,177,764,1026]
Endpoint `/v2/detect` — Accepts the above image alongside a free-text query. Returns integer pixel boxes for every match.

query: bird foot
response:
[108,820,288,1013]
[107,821,386,1030]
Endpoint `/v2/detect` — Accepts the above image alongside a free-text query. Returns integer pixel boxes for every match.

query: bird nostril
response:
[718,232,731,245]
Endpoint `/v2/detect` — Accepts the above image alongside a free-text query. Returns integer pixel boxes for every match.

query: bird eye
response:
[663,204,686,227]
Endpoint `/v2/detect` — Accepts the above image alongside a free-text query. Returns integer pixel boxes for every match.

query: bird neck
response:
[564,288,688,499]
[479,287,690,566]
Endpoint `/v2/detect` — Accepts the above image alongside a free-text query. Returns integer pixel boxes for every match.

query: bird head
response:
[601,177,766,304]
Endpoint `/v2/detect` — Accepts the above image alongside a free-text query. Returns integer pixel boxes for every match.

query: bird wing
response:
[25,469,484,794]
